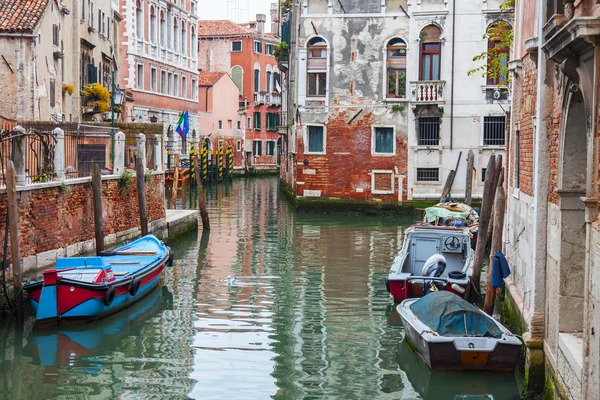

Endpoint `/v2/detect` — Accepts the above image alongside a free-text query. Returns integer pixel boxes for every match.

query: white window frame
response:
[237,120,242,130]
[232,41,243,52]
[371,170,395,195]
[304,124,326,155]
[191,78,197,100]
[266,140,276,156]
[371,125,396,156]
[415,167,442,184]
[236,140,242,151]
[254,40,262,53]
[481,114,507,148]
[174,73,179,97]
[218,120,223,130]
[136,63,144,90]
[182,75,187,98]
[150,67,157,92]
[247,116,252,129]
[253,140,263,156]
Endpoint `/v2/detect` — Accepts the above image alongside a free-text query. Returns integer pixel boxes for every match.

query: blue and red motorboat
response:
[24,235,174,325]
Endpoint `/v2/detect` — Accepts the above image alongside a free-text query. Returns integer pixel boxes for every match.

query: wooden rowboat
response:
[24,235,174,325]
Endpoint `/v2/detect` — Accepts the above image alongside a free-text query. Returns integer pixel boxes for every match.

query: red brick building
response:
[197,17,282,172]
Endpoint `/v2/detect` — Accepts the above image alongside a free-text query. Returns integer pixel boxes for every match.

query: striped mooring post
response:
[201,141,208,183]
[226,144,233,180]
[218,141,224,182]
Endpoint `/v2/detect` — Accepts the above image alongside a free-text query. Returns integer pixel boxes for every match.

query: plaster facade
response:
[198,73,245,170]
[118,0,199,159]
[197,18,282,171]
[282,0,508,202]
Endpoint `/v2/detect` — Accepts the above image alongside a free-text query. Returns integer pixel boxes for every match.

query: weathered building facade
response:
[505,0,600,398]
[197,18,282,172]
[118,0,199,156]
[281,0,510,203]
[197,71,245,171]
[0,0,121,123]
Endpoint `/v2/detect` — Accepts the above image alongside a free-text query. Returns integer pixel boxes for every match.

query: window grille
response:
[483,116,506,146]
[416,168,439,182]
[418,117,440,146]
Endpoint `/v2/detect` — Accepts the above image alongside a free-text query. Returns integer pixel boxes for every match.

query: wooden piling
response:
[440,152,462,203]
[171,153,179,209]
[91,164,105,256]
[465,150,474,206]
[193,155,211,230]
[484,173,506,315]
[469,155,496,302]
[136,157,149,236]
[486,155,503,245]
[6,161,23,320]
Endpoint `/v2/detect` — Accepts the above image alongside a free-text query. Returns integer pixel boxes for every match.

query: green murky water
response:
[0,177,520,399]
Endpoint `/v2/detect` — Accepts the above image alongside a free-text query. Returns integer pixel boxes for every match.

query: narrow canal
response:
[0,177,521,399]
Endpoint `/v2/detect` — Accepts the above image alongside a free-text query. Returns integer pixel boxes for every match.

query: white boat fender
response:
[451,283,466,294]
[422,254,447,276]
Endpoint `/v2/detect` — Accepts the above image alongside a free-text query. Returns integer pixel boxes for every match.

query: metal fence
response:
[417,117,441,146]
[64,126,114,179]
[0,128,57,186]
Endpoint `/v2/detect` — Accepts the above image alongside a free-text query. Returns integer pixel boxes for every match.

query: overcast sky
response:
[198,0,276,32]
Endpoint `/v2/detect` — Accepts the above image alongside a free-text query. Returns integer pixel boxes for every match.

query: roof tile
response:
[0,0,49,33]
[197,20,252,37]
[197,71,226,86]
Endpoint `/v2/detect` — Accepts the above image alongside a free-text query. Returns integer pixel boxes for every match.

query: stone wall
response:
[0,173,166,278]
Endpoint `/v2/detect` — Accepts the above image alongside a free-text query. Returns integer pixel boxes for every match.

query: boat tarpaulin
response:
[424,207,470,223]
[409,291,503,338]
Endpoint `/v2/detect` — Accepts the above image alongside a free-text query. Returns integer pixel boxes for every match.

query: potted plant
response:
[274,42,289,64]
[82,83,110,114]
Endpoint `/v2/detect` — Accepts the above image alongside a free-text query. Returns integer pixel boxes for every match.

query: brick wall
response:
[0,174,165,263]
[547,71,565,205]
[515,55,538,197]
[296,111,408,202]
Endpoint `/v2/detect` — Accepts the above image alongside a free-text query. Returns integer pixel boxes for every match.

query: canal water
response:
[0,177,521,399]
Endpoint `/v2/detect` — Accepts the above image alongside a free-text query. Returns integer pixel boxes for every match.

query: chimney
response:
[270,3,279,37]
[256,14,266,34]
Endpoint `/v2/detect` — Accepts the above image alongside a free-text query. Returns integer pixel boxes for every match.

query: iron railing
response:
[417,117,441,146]
[483,116,506,146]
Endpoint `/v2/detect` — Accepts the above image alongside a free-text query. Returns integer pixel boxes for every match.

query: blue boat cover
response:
[409,291,503,338]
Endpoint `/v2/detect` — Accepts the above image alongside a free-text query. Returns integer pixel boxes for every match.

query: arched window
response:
[160,10,166,46]
[387,38,406,98]
[231,65,243,95]
[420,25,441,81]
[191,26,196,55]
[173,18,179,52]
[150,6,156,43]
[487,22,510,86]
[181,22,186,55]
[307,37,327,97]
[266,65,273,93]
[135,0,143,39]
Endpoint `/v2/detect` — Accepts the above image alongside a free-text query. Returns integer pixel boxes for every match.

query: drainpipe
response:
[449,0,456,151]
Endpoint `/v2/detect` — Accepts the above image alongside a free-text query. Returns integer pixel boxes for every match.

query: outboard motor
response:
[422,254,447,294]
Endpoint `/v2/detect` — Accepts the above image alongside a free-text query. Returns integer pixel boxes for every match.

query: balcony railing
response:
[410,80,445,103]
[268,93,282,107]
[254,92,265,105]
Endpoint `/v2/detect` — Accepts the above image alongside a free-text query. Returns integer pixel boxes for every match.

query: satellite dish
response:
[493,89,502,100]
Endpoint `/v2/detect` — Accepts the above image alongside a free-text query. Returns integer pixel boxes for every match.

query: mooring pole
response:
[91,164,105,255]
[193,155,210,230]
[486,155,503,245]
[136,157,149,236]
[484,172,506,315]
[171,153,179,209]
[6,161,23,321]
[470,155,496,302]
[465,150,474,206]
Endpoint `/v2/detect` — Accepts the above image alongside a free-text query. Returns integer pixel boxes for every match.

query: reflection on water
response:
[0,177,521,399]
